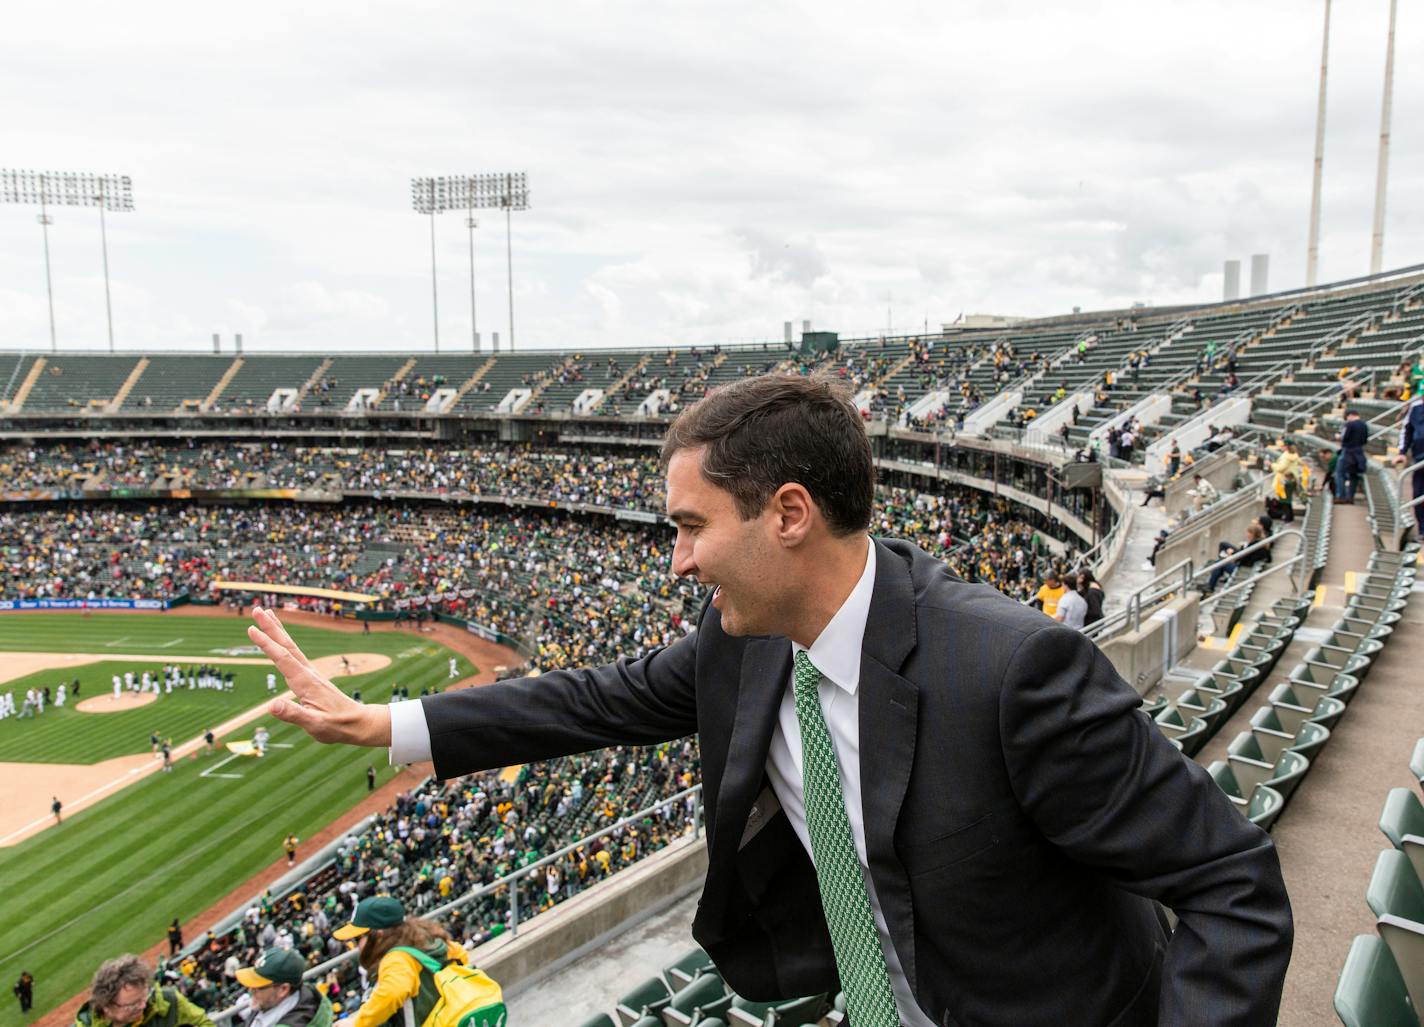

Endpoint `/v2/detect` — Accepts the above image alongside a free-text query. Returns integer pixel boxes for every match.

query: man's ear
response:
[771,483,816,546]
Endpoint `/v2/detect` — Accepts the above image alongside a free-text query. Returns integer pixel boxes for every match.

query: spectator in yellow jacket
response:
[331,898,469,1027]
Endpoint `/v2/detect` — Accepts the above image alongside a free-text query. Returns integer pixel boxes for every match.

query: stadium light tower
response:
[1305,0,1331,287]
[412,173,530,353]
[1369,0,1398,275]
[1,169,133,352]
[472,173,530,351]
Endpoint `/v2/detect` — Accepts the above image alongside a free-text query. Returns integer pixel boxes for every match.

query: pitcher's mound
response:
[76,692,159,714]
[310,653,392,678]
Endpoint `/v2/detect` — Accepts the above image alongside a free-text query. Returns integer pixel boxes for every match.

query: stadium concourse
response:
[2,266,1422,1026]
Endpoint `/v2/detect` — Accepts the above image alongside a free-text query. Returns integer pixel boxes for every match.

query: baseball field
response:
[0,610,494,1023]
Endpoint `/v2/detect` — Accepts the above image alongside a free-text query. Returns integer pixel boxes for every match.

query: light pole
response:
[1369,0,1398,275]
[466,213,479,352]
[1,169,133,352]
[1305,0,1331,287]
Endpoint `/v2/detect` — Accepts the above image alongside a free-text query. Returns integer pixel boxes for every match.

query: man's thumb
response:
[269,697,316,733]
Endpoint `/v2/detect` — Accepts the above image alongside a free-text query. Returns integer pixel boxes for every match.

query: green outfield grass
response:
[0,613,472,1023]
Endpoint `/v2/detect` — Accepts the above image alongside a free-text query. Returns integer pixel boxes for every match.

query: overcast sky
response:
[0,0,1418,353]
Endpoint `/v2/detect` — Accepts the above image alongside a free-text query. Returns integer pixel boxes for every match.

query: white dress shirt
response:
[241,990,300,1027]
[388,535,931,1025]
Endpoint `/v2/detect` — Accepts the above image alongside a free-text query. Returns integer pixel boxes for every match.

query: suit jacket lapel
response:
[859,538,921,987]
[712,635,790,863]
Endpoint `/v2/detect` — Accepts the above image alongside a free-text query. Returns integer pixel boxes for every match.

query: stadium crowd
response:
[162,740,701,1013]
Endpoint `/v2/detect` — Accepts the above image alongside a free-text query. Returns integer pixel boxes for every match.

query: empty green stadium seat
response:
[580,1015,617,1027]
[1154,708,1209,756]
[1334,934,1420,1027]
[1246,785,1284,831]
[1413,739,1424,793]
[1229,723,1330,772]
[616,976,671,1025]
[1381,788,1424,882]
[663,973,731,1026]
[664,947,715,989]
[1226,749,1309,805]
[1267,685,1346,733]
[1287,662,1360,705]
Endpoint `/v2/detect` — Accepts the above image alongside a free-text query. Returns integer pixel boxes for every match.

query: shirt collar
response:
[248,991,300,1027]
[791,536,876,696]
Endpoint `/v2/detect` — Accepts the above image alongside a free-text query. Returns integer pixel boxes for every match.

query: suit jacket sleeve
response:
[998,623,1292,1027]
[417,627,700,780]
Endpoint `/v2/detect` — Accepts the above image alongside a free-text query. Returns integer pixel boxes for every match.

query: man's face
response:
[247,982,292,1012]
[103,984,149,1026]
[666,447,784,637]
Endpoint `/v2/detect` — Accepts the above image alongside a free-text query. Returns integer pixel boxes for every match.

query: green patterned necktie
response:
[792,650,901,1027]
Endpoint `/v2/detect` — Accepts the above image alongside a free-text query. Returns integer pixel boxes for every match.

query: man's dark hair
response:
[660,373,874,536]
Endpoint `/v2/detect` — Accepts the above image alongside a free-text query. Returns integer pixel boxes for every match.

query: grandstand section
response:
[2,267,1422,1026]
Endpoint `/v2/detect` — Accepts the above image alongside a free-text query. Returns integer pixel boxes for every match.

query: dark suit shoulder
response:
[878,535,1050,643]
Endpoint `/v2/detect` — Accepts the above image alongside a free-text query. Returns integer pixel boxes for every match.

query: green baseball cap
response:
[235,948,306,988]
[333,896,406,939]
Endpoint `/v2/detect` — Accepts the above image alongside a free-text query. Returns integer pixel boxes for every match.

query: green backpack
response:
[392,946,507,1027]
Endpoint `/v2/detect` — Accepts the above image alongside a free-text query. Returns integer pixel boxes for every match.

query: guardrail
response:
[1084,527,1304,642]
[1391,457,1424,550]
[207,784,706,1025]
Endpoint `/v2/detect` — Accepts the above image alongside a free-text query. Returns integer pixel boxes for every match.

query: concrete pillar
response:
[1223,261,1241,301]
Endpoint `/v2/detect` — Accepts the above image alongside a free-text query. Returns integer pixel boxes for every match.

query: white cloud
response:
[0,0,1418,352]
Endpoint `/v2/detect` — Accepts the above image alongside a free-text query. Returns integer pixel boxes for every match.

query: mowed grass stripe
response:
[0,722,401,1014]
[0,612,437,660]
[0,631,463,1022]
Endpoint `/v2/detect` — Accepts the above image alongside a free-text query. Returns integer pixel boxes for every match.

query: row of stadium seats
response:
[1333,739,1424,1025]
[1207,546,1417,831]
[581,947,844,1027]
[0,276,1415,429]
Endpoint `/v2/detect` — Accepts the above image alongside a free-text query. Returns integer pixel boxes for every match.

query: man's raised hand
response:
[247,605,391,747]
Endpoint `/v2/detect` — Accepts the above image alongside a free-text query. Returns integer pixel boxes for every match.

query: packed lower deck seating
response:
[170,741,701,1012]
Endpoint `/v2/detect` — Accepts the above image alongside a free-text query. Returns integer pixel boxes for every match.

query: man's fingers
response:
[247,625,301,674]
[254,606,314,667]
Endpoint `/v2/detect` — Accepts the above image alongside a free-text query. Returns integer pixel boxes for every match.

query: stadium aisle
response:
[1269,505,1424,1025]
[1097,472,1168,619]
[504,891,698,1024]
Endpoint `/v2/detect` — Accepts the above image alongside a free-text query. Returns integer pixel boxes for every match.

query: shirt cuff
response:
[388,699,433,765]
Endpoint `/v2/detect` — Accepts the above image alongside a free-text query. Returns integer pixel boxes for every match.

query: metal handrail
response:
[206,784,705,1025]
[1194,528,1306,596]
[1278,366,1384,432]
[1396,457,1424,518]
[1198,551,1306,611]
[1084,557,1195,640]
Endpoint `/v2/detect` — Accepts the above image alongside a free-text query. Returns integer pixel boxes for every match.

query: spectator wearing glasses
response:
[235,949,330,1027]
[74,954,213,1027]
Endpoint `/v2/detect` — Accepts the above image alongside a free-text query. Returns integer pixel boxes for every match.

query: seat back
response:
[1207,761,1246,803]
[1333,934,1420,1027]
[1368,849,1424,924]
[1246,785,1283,831]
[669,973,727,1014]
[1381,789,1424,881]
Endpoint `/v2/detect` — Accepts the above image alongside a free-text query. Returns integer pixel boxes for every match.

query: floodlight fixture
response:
[412,172,530,352]
[1,169,135,351]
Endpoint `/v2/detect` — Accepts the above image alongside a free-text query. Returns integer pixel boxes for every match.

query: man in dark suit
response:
[250,374,1291,1026]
